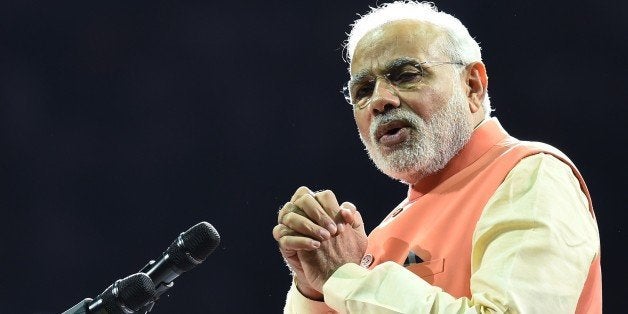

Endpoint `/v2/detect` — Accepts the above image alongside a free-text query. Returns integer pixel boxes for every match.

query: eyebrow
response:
[350,57,421,86]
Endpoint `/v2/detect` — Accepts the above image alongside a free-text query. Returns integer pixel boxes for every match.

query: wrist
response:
[294,277,324,301]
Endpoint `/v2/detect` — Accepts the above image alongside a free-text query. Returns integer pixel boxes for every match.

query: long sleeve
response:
[286,153,599,313]
[284,280,336,313]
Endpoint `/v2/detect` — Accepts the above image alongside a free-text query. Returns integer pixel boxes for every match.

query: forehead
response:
[350,20,446,76]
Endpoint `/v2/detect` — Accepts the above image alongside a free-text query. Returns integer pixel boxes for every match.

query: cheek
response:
[353,112,371,139]
[406,87,450,117]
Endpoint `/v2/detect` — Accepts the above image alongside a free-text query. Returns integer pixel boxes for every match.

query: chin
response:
[368,149,431,185]
[379,162,431,185]
[368,141,453,185]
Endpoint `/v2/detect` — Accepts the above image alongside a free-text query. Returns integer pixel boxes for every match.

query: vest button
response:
[360,254,374,268]
[391,207,403,217]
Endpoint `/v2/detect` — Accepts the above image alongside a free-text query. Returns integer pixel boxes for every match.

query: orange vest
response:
[361,118,601,313]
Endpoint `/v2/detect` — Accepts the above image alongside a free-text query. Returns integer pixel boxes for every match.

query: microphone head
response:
[181,221,221,260]
[94,273,156,313]
[117,273,156,311]
[166,221,220,271]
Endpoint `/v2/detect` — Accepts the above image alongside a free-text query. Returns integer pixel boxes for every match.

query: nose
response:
[368,78,400,114]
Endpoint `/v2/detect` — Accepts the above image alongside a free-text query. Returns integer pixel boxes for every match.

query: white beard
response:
[359,83,473,184]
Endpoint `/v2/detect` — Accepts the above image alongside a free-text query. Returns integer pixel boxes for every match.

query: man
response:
[272,2,601,313]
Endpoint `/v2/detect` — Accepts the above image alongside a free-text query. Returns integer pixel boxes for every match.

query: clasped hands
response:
[272,186,368,300]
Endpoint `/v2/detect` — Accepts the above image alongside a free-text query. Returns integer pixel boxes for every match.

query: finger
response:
[279,200,320,227]
[354,210,366,234]
[340,202,364,230]
[272,223,297,241]
[349,209,365,230]
[290,186,314,203]
[339,201,357,226]
[278,235,321,251]
[278,202,298,224]
[282,212,331,241]
[340,201,357,211]
[314,190,344,233]
[350,210,366,234]
[294,194,337,234]
[278,201,333,240]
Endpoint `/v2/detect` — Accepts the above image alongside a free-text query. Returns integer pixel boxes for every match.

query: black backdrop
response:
[1,1,626,313]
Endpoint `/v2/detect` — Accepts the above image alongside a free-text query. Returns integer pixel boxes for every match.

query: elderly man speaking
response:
[272,2,601,313]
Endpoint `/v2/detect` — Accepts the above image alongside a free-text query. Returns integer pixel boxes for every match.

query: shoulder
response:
[503,152,585,207]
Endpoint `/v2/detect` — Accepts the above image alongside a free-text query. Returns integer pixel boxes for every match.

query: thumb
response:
[340,201,356,211]
[340,202,364,230]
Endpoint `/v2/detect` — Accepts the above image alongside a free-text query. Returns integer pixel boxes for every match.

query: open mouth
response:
[375,120,412,143]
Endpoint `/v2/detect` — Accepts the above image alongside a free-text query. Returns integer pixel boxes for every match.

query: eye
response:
[353,81,375,101]
[389,67,423,84]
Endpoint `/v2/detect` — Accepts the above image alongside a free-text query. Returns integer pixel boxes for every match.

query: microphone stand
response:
[62,299,91,314]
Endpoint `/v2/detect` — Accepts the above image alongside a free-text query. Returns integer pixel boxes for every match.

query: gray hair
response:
[344,1,492,116]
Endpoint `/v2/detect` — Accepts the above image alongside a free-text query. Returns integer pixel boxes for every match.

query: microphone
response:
[62,273,156,314]
[138,221,220,310]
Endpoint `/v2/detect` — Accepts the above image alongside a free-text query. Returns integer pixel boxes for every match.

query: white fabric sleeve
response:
[284,279,336,313]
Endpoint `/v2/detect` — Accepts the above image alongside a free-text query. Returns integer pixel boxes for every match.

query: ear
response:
[464,61,488,114]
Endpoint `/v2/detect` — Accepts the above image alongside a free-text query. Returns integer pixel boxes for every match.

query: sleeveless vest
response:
[361,118,601,313]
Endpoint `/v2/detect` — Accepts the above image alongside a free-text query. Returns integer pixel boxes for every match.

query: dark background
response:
[1,1,626,313]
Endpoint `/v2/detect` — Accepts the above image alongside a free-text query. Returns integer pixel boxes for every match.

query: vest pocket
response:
[406,258,445,279]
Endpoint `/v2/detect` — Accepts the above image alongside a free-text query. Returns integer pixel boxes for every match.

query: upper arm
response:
[470,153,599,313]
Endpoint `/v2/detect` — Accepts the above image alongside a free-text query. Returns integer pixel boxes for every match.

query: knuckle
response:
[281,226,295,238]
[280,236,297,247]
[318,189,336,199]
[304,223,318,235]
[283,211,296,223]
[292,186,313,201]
[288,201,301,211]
[315,190,338,209]
[278,202,294,223]
[283,211,306,226]
[280,201,291,211]
[272,225,283,240]
[340,201,356,211]
[296,186,312,194]
[292,194,310,207]
[278,237,291,249]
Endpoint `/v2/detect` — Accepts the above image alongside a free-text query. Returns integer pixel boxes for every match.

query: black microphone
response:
[62,273,155,314]
[138,221,220,310]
